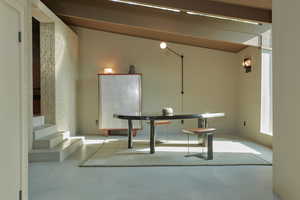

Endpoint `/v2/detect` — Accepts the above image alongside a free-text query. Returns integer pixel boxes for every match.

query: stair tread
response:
[33,124,56,131]
[30,138,82,153]
[33,116,45,128]
[35,131,64,141]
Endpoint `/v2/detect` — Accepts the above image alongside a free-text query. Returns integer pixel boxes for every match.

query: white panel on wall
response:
[99,74,142,129]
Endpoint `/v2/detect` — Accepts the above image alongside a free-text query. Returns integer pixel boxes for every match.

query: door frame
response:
[3,1,31,200]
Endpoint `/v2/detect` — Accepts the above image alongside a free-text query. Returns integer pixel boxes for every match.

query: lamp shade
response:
[104,68,113,74]
[160,42,167,49]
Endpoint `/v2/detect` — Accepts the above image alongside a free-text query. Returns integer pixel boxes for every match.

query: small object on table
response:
[183,128,216,160]
[128,65,136,74]
[162,107,174,115]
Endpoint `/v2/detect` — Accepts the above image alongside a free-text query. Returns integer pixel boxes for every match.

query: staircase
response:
[29,116,83,162]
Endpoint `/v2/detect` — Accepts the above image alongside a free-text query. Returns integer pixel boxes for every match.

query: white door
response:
[0,1,22,199]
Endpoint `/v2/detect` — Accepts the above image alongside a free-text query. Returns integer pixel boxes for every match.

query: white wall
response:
[75,27,239,135]
[273,1,300,199]
[237,47,272,147]
[32,1,79,136]
[54,18,79,135]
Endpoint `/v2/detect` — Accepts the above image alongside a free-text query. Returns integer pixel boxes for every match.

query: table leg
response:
[207,134,213,160]
[198,118,205,128]
[150,120,155,154]
[197,118,208,145]
[128,120,133,149]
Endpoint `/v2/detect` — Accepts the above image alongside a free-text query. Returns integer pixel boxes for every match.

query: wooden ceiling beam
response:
[61,14,248,52]
[41,0,271,23]
[114,0,272,23]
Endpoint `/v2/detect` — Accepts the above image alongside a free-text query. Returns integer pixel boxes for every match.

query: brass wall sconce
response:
[103,68,114,74]
[243,57,252,73]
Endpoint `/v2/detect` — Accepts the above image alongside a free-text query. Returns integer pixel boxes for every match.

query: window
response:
[260,49,273,135]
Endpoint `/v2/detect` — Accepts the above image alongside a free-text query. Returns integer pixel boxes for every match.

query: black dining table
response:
[114,112,225,156]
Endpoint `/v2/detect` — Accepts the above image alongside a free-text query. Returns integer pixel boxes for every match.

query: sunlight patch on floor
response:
[213,141,261,154]
[130,140,261,155]
[83,139,105,145]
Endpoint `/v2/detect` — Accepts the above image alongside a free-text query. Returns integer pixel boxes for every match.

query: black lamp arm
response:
[167,47,183,57]
[165,46,185,114]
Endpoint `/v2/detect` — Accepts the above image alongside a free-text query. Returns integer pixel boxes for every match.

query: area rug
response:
[80,138,272,167]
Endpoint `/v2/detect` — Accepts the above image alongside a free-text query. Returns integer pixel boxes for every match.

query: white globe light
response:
[160,42,167,49]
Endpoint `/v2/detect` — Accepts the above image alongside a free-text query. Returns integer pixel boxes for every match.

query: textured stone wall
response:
[40,23,55,124]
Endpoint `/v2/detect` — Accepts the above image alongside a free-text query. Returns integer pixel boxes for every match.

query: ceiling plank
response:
[210,0,272,10]
[120,0,272,23]
[61,14,248,52]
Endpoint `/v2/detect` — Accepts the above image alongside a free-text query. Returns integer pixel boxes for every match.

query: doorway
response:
[32,17,41,116]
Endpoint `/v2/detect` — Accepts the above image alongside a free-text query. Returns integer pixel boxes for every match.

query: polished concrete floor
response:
[29,134,279,200]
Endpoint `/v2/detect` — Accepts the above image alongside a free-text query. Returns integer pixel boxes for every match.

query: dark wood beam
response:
[130,0,272,23]
[61,14,248,52]
[42,0,271,23]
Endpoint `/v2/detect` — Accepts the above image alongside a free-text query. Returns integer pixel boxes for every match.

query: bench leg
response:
[128,120,133,149]
[150,120,155,154]
[198,118,208,146]
[207,134,213,160]
[185,134,214,160]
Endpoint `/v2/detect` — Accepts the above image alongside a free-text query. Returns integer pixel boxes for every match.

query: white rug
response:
[80,138,272,167]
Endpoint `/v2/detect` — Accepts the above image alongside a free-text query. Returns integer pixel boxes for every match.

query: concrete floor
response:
[29,134,279,200]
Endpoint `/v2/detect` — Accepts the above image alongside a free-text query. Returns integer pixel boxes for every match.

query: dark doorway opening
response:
[32,17,41,116]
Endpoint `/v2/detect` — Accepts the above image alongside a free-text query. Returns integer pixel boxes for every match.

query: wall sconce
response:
[103,68,114,74]
[243,57,252,73]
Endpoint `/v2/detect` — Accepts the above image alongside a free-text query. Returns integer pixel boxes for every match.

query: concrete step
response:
[33,124,57,140]
[29,138,83,162]
[33,116,45,128]
[33,131,68,149]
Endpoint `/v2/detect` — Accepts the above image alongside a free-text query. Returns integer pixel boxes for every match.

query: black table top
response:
[114,112,225,120]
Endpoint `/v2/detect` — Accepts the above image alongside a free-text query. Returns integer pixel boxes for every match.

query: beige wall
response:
[273,1,300,199]
[32,1,79,136]
[237,47,272,147]
[54,16,79,135]
[75,27,239,135]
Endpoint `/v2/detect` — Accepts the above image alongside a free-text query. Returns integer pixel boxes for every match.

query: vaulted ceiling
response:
[41,0,272,52]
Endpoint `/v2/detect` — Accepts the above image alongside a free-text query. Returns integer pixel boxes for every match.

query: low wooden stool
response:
[154,120,172,126]
[102,129,138,137]
[183,128,216,160]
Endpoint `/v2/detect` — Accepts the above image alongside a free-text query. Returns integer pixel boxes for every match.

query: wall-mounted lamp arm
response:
[165,47,184,95]
[160,42,185,115]
[167,47,183,58]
